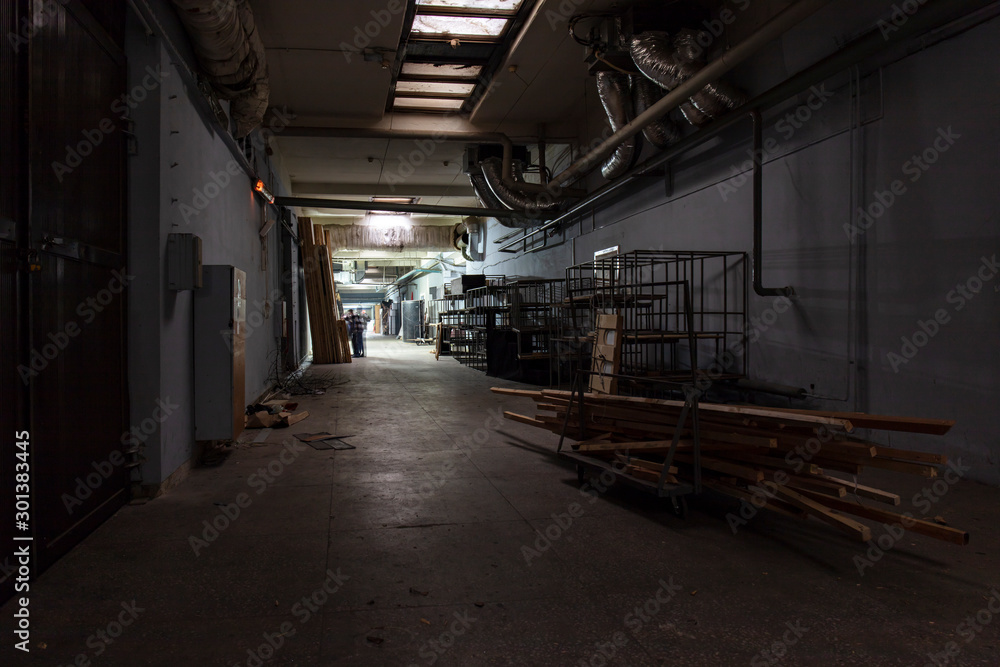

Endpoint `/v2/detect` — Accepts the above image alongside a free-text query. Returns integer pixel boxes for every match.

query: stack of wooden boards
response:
[298,217,351,364]
[493,387,969,546]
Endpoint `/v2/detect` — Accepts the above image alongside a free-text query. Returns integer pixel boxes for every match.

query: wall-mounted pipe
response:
[500,0,994,254]
[749,110,794,297]
[273,196,517,219]
[546,0,834,191]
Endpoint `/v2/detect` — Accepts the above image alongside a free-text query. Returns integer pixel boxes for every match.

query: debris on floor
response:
[245,407,310,429]
[293,432,356,450]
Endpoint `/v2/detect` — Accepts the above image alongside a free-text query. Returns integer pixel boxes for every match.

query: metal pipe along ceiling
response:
[272,196,518,219]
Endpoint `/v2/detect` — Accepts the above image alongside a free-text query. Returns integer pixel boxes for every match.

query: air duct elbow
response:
[630,30,747,128]
[632,76,681,149]
[596,71,642,180]
[478,158,559,225]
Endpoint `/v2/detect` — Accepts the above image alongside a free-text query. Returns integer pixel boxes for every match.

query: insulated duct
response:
[323,224,458,252]
[632,76,682,149]
[479,157,559,224]
[171,0,269,137]
[629,30,746,127]
[596,71,641,180]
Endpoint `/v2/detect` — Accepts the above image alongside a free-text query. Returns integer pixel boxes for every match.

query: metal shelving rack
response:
[565,251,748,391]
[508,278,565,385]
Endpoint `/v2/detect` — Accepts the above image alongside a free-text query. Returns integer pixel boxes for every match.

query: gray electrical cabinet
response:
[194,266,247,441]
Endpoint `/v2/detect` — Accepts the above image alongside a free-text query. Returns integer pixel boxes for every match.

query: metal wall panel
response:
[24,0,129,575]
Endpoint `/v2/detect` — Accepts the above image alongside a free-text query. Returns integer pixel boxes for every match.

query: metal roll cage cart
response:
[556,275,706,519]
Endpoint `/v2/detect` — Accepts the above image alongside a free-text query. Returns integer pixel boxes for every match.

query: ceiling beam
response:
[276,196,514,218]
[292,182,475,197]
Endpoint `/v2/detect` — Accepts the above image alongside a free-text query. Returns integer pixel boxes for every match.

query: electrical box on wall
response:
[167,233,203,290]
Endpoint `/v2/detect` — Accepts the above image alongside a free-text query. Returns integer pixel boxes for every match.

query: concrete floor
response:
[2,336,998,666]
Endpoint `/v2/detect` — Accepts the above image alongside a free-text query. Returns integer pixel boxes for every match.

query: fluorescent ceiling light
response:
[401,62,483,78]
[416,0,524,12]
[393,97,465,110]
[411,15,508,38]
[395,81,476,96]
[371,196,419,205]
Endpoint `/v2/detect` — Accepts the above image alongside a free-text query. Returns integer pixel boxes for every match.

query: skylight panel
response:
[400,63,483,79]
[395,81,476,96]
[416,0,524,13]
[393,97,466,111]
[411,15,508,38]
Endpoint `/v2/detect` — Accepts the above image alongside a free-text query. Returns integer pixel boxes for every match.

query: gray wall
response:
[126,3,298,487]
[473,10,1000,484]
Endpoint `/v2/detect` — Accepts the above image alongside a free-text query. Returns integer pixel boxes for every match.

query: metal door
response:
[2,0,129,593]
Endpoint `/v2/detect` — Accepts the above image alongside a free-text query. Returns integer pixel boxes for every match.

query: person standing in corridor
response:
[345,309,364,358]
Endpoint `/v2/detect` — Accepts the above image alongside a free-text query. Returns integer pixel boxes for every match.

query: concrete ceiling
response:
[249,0,624,248]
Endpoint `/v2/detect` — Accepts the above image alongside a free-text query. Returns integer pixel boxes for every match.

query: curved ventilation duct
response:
[171,0,270,138]
[596,72,641,180]
[629,30,746,129]
[631,76,682,149]
[479,158,560,226]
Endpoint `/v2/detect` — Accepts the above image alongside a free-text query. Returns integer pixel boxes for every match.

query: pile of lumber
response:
[493,387,969,546]
[298,217,351,364]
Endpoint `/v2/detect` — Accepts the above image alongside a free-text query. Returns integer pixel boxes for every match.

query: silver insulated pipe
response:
[479,158,558,224]
[632,76,681,149]
[596,71,640,180]
[630,30,747,127]
[171,0,270,137]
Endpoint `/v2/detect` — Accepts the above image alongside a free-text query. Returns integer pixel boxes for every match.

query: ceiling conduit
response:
[596,71,641,180]
[171,0,269,137]
[631,76,682,150]
[479,157,561,222]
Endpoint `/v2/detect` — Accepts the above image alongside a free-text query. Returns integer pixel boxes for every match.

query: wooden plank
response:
[577,440,692,453]
[784,475,847,498]
[796,491,968,545]
[751,405,954,435]
[503,411,548,428]
[873,446,947,465]
[807,473,901,505]
[538,390,855,431]
[491,387,546,398]
[772,485,872,542]
[703,480,806,519]
[673,453,764,483]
